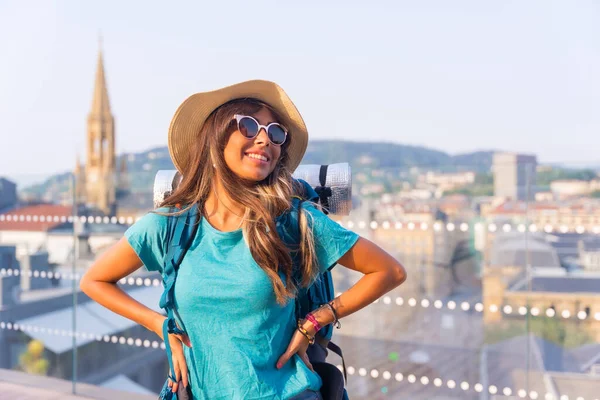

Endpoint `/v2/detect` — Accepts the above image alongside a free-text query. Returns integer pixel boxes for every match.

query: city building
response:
[551,179,600,199]
[74,47,123,216]
[0,254,167,394]
[0,204,125,265]
[535,191,554,202]
[482,198,600,231]
[17,249,53,291]
[0,178,17,212]
[0,204,72,262]
[437,194,473,218]
[492,152,537,201]
[419,171,476,194]
[483,265,600,341]
[369,201,454,299]
[0,246,19,307]
[481,335,600,400]
[578,237,600,271]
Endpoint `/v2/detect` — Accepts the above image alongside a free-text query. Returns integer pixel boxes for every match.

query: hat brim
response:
[168,80,308,174]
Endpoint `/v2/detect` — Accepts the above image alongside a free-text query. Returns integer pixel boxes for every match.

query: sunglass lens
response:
[268,125,286,145]
[238,117,259,138]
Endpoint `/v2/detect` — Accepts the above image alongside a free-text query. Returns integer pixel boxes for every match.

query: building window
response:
[1,254,11,269]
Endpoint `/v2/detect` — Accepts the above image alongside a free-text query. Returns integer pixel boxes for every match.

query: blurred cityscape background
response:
[1,1,599,399]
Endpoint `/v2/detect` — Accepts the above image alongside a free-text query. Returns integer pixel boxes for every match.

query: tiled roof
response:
[0,204,72,232]
[490,202,528,215]
[490,200,600,215]
[513,276,600,294]
[490,233,561,268]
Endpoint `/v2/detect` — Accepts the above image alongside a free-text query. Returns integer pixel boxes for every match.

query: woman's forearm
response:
[334,268,405,320]
[80,279,166,338]
[308,266,406,332]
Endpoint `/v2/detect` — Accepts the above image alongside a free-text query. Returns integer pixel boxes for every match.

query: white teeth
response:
[247,153,267,161]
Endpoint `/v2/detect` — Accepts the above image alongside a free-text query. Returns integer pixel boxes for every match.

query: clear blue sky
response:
[1,0,598,183]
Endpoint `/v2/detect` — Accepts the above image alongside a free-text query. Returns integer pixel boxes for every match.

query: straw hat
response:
[168,80,308,174]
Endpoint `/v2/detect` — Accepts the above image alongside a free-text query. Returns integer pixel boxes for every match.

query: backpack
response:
[287,179,349,400]
[157,178,347,400]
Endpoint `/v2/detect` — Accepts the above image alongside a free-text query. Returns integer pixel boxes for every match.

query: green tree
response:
[475,172,493,185]
[537,168,598,186]
[444,184,494,197]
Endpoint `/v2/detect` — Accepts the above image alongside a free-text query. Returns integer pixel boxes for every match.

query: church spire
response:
[90,46,111,116]
[81,42,117,216]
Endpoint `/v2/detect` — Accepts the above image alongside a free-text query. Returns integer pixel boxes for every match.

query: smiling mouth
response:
[245,153,269,162]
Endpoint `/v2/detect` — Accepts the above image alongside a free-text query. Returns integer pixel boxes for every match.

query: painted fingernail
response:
[277,362,282,369]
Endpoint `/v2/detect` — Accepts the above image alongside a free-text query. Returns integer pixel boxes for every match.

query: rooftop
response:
[0,368,153,400]
[16,286,163,354]
[0,204,72,232]
[511,275,600,294]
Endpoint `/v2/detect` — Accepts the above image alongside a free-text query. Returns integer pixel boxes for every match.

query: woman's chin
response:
[236,171,270,183]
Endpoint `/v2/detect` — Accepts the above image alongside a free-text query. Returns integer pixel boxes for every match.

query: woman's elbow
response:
[391,263,407,286]
[79,272,96,296]
[79,274,90,294]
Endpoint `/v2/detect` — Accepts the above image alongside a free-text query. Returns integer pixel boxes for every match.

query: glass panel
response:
[3,162,599,399]
[521,160,600,400]
[0,172,78,391]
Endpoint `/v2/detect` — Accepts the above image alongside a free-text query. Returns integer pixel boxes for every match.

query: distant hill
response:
[303,141,453,168]
[451,151,496,170]
[304,141,497,171]
[21,140,496,200]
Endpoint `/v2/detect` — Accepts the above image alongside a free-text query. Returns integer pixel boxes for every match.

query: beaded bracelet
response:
[322,302,341,329]
[296,322,315,345]
[305,313,322,333]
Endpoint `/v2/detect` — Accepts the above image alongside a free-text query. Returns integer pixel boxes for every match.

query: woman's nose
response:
[254,128,270,145]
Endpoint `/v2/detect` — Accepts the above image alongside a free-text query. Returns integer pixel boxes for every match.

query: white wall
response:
[0,230,47,260]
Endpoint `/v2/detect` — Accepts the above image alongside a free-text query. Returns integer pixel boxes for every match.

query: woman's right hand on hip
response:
[167,331,192,393]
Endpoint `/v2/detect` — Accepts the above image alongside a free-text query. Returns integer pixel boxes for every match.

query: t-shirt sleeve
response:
[124,210,169,273]
[300,202,360,273]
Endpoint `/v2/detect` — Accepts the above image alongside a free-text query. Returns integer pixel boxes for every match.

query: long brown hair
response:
[160,98,318,305]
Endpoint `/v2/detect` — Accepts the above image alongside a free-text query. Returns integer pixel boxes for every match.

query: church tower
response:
[77,47,117,215]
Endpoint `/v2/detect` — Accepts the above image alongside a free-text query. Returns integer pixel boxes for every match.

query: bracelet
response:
[296,322,315,345]
[305,313,322,333]
[323,302,341,329]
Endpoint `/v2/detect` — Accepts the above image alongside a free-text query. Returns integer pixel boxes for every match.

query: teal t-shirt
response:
[124,201,359,400]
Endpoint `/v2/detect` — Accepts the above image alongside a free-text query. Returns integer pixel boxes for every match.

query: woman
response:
[80,80,407,400]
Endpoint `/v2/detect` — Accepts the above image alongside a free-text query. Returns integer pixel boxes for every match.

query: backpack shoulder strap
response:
[314,336,347,384]
[294,178,319,203]
[314,165,332,214]
[158,205,200,384]
[159,205,198,312]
